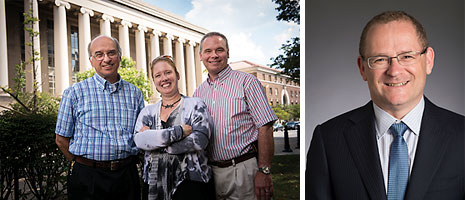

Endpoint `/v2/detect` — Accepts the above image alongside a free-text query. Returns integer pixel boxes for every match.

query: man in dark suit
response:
[306,11,464,200]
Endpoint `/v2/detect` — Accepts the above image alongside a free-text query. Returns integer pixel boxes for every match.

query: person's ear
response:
[425,47,435,75]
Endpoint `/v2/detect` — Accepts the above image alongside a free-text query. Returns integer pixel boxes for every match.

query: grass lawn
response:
[272,154,300,200]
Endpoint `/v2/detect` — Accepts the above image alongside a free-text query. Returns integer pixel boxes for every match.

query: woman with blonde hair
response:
[134,55,214,200]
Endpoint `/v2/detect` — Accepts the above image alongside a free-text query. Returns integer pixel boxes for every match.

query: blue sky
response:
[144,0,299,66]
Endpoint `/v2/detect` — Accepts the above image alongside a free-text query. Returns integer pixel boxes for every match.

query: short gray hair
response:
[359,11,428,58]
[199,32,229,52]
[87,35,122,58]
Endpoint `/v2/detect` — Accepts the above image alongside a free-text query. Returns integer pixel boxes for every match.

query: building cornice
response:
[114,0,208,35]
[230,60,300,87]
[63,0,208,42]
[260,80,300,89]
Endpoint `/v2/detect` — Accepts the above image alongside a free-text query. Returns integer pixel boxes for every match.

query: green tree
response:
[287,104,300,121]
[271,0,300,82]
[272,104,300,122]
[0,3,66,199]
[76,57,153,102]
[271,37,300,82]
[272,104,291,122]
[273,0,300,24]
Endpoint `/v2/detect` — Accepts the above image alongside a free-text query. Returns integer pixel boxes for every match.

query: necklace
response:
[161,97,182,109]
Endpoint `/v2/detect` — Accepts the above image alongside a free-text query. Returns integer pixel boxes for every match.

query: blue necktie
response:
[387,122,409,200]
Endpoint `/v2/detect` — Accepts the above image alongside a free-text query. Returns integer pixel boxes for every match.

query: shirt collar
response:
[207,65,232,85]
[373,97,425,139]
[92,73,122,92]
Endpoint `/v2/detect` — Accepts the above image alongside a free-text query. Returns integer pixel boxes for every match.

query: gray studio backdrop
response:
[305,0,465,155]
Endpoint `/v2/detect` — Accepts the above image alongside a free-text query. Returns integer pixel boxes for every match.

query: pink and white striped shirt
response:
[193,66,278,161]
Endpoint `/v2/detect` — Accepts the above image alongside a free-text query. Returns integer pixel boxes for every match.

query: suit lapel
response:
[404,98,452,199]
[344,102,387,200]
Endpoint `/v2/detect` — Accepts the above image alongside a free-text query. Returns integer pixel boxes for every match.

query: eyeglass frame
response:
[90,50,120,61]
[364,47,428,69]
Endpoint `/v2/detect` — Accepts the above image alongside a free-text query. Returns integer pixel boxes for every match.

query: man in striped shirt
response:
[194,32,278,200]
[55,35,144,200]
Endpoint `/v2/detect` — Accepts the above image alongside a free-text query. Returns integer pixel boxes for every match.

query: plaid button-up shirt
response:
[194,66,278,161]
[55,73,144,161]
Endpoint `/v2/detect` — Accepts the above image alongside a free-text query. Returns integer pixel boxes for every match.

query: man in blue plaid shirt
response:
[55,35,145,200]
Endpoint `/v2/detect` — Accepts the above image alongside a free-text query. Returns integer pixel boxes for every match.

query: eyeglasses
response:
[91,50,118,61]
[366,47,428,69]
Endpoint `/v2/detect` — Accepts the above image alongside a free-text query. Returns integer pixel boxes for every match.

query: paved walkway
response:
[273,130,300,156]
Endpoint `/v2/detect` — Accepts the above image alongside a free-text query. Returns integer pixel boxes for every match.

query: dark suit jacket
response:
[306,97,464,200]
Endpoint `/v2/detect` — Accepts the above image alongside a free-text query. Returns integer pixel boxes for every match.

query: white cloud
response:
[186,0,299,65]
[229,32,266,64]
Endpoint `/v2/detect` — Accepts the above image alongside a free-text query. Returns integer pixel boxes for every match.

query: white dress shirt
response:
[373,97,425,193]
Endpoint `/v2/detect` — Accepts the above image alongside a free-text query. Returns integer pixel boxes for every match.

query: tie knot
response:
[390,122,408,137]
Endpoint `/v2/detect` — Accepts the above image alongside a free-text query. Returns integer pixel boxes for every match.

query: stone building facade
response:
[230,60,300,106]
[1,0,209,108]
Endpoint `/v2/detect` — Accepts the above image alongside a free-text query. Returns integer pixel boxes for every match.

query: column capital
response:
[101,14,114,22]
[164,33,174,40]
[187,40,196,47]
[137,25,147,32]
[152,30,162,37]
[120,20,132,28]
[55,0,70,9]
[80,7,94,16]
[176,37,186,44]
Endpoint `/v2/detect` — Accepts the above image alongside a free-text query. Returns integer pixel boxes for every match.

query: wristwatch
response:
[258,166,271,175]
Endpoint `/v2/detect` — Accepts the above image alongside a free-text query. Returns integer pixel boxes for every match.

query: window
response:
[275,88,278,96]
[262,74,266,80]
[47,20,55,94]
[269,88,272,95]
[70,26,79,83]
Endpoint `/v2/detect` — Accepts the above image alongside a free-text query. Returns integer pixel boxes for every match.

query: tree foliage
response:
[271,37,300,82]
[272,104,300,122]
[271,0,300,83]
[76,57,153,102]
[0,4,66,199]
[272,0,300,25]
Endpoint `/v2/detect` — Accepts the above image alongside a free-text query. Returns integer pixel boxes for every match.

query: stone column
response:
[119,20,132,58]
[53,0,70,96]
[0,0,7,88]
[24,0,42,92]
[174,37,186,95]
[100,14,114,36]
[149,30,161,102]
[194,44,206,84]
[150,30,161,61]
[78,7,93,72]
[185,40,196,96]
[162,33,173,56]
[135,25,147,76]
